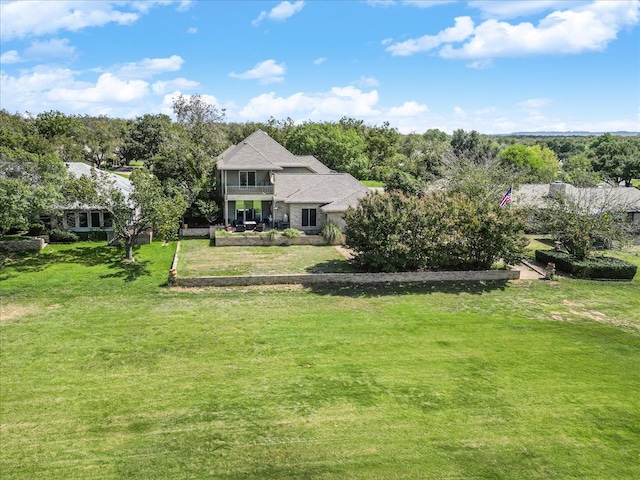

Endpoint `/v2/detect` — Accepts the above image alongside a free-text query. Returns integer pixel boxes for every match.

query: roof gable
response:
[217,130,301,171]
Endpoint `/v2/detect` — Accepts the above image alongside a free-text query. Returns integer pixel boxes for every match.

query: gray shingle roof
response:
[274,173,370,212]
[217,130,298,171]
[66,162,133,200]
[514,182,640,212]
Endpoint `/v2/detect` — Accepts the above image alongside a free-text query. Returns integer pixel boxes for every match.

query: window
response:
[103,212,112,228]
[91,212,101,228]
[239,171,256,186]
[79,212,88,228]
[65,211,77,229]
[302,208,317,227]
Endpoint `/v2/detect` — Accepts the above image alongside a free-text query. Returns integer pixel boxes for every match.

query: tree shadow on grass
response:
[100,258,151,282]
[305,259,358,274]
[303,280,510,298]
[0,244,150,283]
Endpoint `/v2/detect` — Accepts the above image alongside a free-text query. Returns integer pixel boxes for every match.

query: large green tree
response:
[533,187,632,260]
[590,133,640,187]
[119,114,172,165]
[499,144,560,183]
[151,94,227,223]
[68,168,185,261]
[285,122,370,178]
[0,144,68,236]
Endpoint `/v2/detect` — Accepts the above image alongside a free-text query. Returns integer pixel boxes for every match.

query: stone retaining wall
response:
[176,269,519,287]
[0,237,45,253]
[179,227,213,238]
[214,235,327,247]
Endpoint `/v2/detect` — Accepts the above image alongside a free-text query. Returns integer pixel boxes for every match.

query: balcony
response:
[226,185,274,196]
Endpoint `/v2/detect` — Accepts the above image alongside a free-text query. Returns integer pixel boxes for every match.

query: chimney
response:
[549,181,567,197]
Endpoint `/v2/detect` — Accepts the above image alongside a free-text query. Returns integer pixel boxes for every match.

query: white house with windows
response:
[49,162,151,244]
[216,130,370,231]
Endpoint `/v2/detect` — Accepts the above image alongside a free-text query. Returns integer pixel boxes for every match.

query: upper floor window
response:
[240,171,256,186]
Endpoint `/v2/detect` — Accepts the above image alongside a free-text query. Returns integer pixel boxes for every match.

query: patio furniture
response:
[235,224,246,232]
[255,222,265,232]
[244,221,257,230]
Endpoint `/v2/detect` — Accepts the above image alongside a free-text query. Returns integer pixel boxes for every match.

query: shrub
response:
[28,221,46,236]
[535,249,637,280]
[320,221,343,245]
[345,190,525,272]
[266,230,278,242]
[282,228,301,238]
[48,228,79,243]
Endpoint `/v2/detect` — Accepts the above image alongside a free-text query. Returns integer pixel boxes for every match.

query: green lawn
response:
[179,239,356,276]
[1,241,640,479]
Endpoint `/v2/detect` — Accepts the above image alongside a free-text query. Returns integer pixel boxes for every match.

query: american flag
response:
[499,187,512,207]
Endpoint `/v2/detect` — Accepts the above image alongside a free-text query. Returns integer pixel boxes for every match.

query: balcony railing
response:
[226,185,274,195]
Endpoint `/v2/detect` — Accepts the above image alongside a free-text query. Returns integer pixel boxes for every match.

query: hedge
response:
[535,249,637,280]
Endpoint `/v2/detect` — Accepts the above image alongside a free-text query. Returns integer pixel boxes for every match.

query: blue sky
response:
[1,0,639,134]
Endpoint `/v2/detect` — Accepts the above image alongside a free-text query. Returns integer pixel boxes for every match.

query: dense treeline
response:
[1,102,639,239]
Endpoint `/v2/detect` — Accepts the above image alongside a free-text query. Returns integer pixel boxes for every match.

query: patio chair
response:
[235,224,246,233]
[255,223,265,232]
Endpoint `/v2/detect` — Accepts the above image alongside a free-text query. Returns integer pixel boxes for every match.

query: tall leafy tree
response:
[285,122,370,178]
[590,133,640,187]
[119,114,172,165]
[152,94,227,213]
[68,168,185,261]
[450,129,500,165]
[561,153,602,187]
[0,145,68,236]
[499,144,560,183]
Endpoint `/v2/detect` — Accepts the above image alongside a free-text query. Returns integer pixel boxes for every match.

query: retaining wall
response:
[179,227,213,238]
[214,235,327,247]
[176,269,519,287]
[0,237,45,253]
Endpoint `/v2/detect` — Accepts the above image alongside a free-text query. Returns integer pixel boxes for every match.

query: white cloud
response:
[387,1,640,61]
[0,1,189,40]
[402,1,457,8]
[386,16,475,56]
[24,38,76,61]
[0,50,21,64]
[519,98,551,112]
[468,1,585,19]
[47,73,149,103]
[313,57,327,65]
[447,1,640,59]
[0,1,138,40]
[387,101,429,117]
[467,59,493,69]
[252,1,305,26]
[238,86,380,120]
[229,59,286,84]
[453,106,467,117]
[111,55,184,79]
[152,77,200,95]
[187,27,198,34]
[354,75,380,88]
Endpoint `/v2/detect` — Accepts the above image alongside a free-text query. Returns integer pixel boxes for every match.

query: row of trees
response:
[2,100,638,263]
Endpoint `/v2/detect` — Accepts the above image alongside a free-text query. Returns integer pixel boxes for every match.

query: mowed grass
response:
[178,239,356,277]
[1,241,640,479]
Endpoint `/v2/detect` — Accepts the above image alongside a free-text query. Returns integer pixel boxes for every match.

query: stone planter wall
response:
[0,237,45,253]
[214,235,327,247]
[179,227,213,238]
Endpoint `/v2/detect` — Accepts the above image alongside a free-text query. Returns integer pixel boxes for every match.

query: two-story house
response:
[216,130,370,231]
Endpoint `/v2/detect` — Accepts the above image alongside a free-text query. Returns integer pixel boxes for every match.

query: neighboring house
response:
[216,130,370,231]
[49,162,151,243]
[513,182,640,227]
